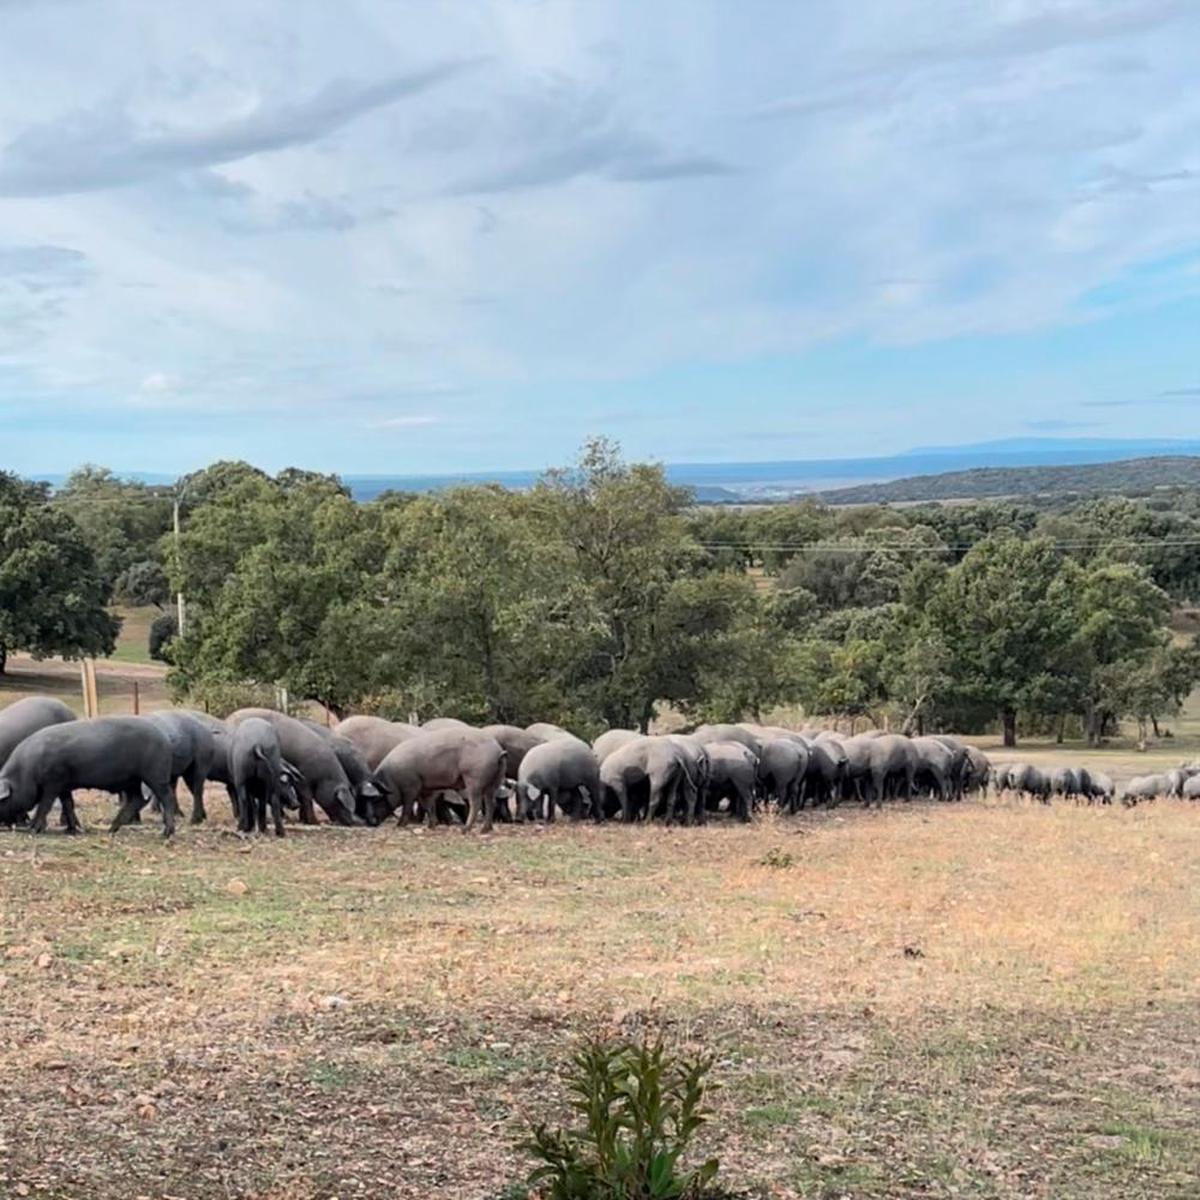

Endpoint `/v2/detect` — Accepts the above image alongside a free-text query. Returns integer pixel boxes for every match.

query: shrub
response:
[521,1032,720,1200]
[174,678,279,717]
[756,847,794,869]
[148,611,179,662]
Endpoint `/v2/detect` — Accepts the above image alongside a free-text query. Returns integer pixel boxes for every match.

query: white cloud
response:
[372,415,442,430]
[140,371,180,394]
[0,0,1196,470]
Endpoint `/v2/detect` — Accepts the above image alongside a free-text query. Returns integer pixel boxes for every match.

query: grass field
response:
[1,794,1197,1199]
[104,605,160,667]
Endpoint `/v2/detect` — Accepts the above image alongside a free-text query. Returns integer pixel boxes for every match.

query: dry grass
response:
[1,794,1198,1198]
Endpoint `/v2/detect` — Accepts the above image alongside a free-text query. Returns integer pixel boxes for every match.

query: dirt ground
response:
[1,791,1197,1199]
[0,653,171,717]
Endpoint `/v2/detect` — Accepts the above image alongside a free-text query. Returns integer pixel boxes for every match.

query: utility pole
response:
[173,493,186,638]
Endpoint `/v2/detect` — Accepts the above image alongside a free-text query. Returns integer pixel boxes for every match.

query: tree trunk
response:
[1002,708,1017,748]
[1085,704,1098,747]
[1151,715,1161,739]
[0,643,6,675]
[1055,714,1065,745]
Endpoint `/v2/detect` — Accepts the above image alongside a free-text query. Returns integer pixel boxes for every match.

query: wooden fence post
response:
[79,660,99,718]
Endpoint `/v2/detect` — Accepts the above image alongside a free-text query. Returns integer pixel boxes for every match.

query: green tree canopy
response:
[374,486,604,726]
[53,465,172,588]
[0,471,120,673]
[930,535,1081,746]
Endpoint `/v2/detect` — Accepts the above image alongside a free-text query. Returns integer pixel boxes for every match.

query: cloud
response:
[1082,389,1200,408]
[0,243,91,353]
[1025,418,1099,431]
[452,132,733,193]
[139,371,181,394]
[1,1,1199,473]
[0,243,90,325]
[445,79,734,194]
[0,243,89,279]
[0,60,482,197]
[372,415,442,430]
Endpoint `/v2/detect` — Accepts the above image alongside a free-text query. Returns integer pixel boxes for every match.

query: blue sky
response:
[1,0,1198,476]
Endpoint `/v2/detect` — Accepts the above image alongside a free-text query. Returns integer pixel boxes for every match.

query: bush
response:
[148,612,179,662]
[520,1032,720,1200]
[115,559,170,609]
[171,677,279,717]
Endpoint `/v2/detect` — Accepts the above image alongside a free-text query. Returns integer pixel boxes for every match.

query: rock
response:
[225,879,248,897]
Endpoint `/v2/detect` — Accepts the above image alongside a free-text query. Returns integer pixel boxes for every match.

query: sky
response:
[1,0,1199,476]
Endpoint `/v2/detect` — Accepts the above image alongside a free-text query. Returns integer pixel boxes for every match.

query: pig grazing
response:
[0,697,77,829]
[371,728,506,832]
[0,717,177,837]
[229,718,289,837]
[228,709,359,825]
[144,710,220,823]
[0,696,76,765]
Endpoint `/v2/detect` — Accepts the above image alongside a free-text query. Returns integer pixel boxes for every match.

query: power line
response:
[695,538,1200,553]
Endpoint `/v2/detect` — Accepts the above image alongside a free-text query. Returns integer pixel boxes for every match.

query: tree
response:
[374,487,603,726]
[0,471,120,673]
[170,475,382,716]
[115,559,171,609]
[169,462,285,606]
[534,438,745,730]
[1073,562,1173,745]
[779,525,947,613]
[791,604,897,729]
[53,465,172,588]
[687,585,814,723]
[1113,641,1200,747]
[930,535,1081,747]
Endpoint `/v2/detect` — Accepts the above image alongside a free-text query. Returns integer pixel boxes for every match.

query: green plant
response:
[756,847,794,869]
[522,1033,720,1200]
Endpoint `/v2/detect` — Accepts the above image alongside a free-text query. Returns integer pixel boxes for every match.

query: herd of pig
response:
[0,696,1190,838]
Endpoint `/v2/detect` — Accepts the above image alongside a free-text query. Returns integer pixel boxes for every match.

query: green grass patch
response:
[106,605,159,665]
[307,1060,356,1090]
[1094,1121,1184,1164]
[445,1044,546,1080]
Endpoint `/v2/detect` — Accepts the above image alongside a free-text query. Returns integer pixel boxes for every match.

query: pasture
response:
[0,608,171,717]
[1,791,1197,1199]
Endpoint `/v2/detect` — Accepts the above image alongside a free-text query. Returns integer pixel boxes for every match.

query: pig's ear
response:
[0,780,12,801]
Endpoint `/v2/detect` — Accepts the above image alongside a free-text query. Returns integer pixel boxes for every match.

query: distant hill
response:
[27,437,1200,504]
[815,455,1200,505]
